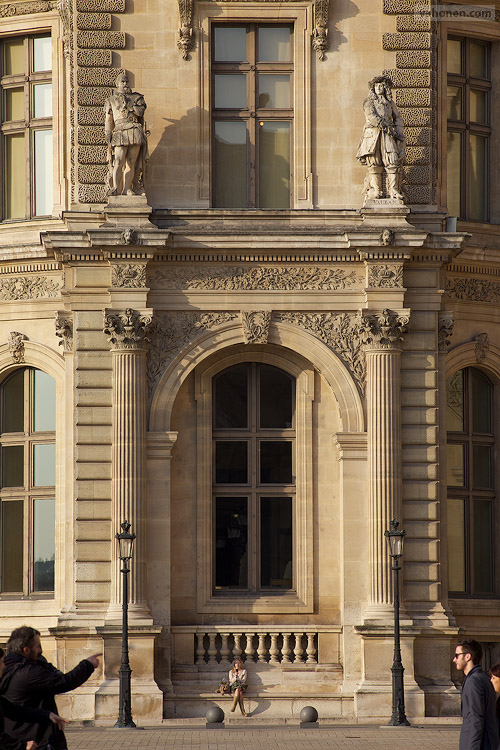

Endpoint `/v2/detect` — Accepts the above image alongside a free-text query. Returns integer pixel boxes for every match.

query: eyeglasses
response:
[453,652,469,659]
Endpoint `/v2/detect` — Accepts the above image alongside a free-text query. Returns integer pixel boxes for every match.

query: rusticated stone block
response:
[383,32,432,50]
[395,88,432,107]
[383,68,431,87]
[78,106,105,125]
[396,50,432,69]
[397,15,432,31]
[77,87,112,106]
[405,126,431,145]
[405,146,431,165]
[400,107,432,126]
[78,126,106,146]
[77,0,125,10]
[79,184,108,204]
[79,165,108,184]
[76,13,112,30]
[77,49,112,67]
[405,184,432,204]
[77,67,123,86]
[78,145,107,164]
[403,165,431,184]
[384,0,431,12]
[76,31,125,49]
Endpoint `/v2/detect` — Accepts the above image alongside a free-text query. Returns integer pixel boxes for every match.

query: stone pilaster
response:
[103,307,153,622]
[362,308,410,622]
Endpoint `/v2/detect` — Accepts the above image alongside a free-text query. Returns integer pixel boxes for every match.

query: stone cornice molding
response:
[177,0,330,60]
[0,0,56,16]
[361,308,410,350]
[103,308,153,350]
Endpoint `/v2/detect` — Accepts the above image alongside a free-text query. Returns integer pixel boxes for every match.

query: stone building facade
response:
[0,0,499,723]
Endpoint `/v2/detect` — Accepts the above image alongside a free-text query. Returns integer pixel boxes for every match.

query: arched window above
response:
[0,368,56,595]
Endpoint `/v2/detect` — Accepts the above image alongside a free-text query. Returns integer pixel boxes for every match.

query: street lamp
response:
[384,518,410,726]
[115,520,136,728]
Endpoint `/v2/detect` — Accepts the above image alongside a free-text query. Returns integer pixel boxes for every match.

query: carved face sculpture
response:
[115,73,131,94]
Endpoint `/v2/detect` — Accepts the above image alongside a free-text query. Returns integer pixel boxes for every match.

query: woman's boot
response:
[239,694,247,716]
[231,693,239,712]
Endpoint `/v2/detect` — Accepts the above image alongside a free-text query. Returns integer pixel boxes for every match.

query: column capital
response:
[362,308,410,350]
[103,307,153,350]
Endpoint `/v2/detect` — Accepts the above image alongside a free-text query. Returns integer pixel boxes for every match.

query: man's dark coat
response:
[460,664,500,750]
[0,654,95,750]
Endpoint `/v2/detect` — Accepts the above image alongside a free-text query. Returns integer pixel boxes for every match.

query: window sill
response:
[198,591,312,614]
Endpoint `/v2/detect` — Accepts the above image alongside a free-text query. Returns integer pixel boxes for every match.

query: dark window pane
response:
[214,26,246,62]
[33,497,55,591]
[472,444,492,488]
[470,42,488,78]
[214,121,247,208]
[447,85,462,120]
[469,134,487,222]
[260,441,292,483]
[446,444,464,486]
[446,370,464,431]
[259,365,293,428]
[258,121,290,209]
[215,497,248,588]
[447,497,465,591]
[1,500,23,592]
[446,131,461,219]
[470,89,487,125]
[2,445,24,487]
[473,499,493,593]
[215,441,248,483]
[471,369,491,433]
[2,370,24,433]
[260,497,292,587]
[34,370,56,432]
[215,365,248,428]
[258,26,290,61]
[447,38,462,74]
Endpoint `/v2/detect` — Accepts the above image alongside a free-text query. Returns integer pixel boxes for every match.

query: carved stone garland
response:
[437,312,453,353]
[0,0,56,17]
[55,312,74,352]
[8,332,27,364]
[475,332,489,364]
[242,311,272,344]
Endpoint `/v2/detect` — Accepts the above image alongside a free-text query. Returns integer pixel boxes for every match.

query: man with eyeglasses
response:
[453,639,499,750]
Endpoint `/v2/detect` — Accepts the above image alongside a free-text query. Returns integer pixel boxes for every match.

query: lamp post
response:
[115,520,136,728]
[384,518,410,726]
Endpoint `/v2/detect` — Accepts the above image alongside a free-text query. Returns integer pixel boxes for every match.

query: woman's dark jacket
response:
[0,654,95,750]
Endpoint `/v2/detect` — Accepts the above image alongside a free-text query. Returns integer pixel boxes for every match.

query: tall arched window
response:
[446,367,495,595]
[213,363,295,592]
[0,368,56,595]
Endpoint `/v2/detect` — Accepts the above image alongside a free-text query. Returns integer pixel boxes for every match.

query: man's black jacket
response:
[0,653,95,749]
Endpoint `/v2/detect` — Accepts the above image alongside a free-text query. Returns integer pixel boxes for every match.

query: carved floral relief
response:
[8,332,27,364]
[103,308,153,350]
[367,264,404,288]
[437,313,454,353]
[446,277,500,304]
[55,313,73,352]
[0,277,61,300]
[242,311,272,344]
[361,308,410,349]
[111,264,147,289]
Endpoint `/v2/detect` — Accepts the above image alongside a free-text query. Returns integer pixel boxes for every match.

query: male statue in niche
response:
[357,75,406,202]
[104,72,149,196]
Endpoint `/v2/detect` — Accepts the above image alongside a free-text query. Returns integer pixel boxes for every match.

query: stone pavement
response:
[66,724,461,750]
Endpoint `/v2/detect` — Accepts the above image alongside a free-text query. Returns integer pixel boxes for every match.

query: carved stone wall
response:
[383,0,436,205]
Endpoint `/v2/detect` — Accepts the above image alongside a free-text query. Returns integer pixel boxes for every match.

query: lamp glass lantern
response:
[116,521,135,561]
[385,518,405,559]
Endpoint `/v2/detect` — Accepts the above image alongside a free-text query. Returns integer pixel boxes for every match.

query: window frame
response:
[195,349,314,614]
[197,1,313,209]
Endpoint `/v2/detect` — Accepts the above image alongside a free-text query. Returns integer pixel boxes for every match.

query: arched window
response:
[446,367,495,595]
[213,363,295,592]
[0,368,56,595]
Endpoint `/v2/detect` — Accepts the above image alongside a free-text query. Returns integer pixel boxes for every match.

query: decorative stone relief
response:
[55,312,73,352]
[361,308,410,349]
[367,264,403,288]
[475,332,489,364]
[446,278,500,304]
[121,228,138,246]
[147,311,238,397]
[276,312,367,394]
[437,313,454,352]
[242,311,272,344]
[57,0,73,58]
[0,0,56,16]
[150,266,361,291]
[103,308,153,350]
[312,0,330,60]
[111,264,147,289]
[8,332,27,364]
[177,0,194,59]
[0,277,61,300]
[380,229,395,246]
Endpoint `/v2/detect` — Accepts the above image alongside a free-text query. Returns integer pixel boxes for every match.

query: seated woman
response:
[228,658,248,716]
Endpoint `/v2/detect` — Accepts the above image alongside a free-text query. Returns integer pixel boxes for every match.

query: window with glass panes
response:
[0,35,53,221]
[213,363,295,591]
[447,37,491,222]
[446,368,495,596]
[0,368,56,594]
[212,24,293,209]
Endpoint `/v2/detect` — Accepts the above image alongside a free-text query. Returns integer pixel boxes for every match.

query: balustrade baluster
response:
[244,632,256,662]
[269,633,279,664]
[293,632,304,663]
[233,633,242,660]
[220,633,231,664]
[195,632,206,664]
[257,633,267,662]
[281,632,291,663]
[306,632,317,663]
[207,632,217,663]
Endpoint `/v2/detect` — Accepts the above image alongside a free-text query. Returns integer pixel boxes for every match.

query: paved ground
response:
[65,724,461,750]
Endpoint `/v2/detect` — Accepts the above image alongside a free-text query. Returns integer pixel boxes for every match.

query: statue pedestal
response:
[103,195,154,227]
[361,199,410,227]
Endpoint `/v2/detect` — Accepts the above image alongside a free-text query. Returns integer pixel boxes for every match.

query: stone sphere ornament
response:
[300,706,318,724]
[206,705,224,724]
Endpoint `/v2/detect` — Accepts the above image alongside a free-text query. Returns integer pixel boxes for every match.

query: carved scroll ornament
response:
[55,312,73,352]
[438,313,454,353]
[8,332,27,364]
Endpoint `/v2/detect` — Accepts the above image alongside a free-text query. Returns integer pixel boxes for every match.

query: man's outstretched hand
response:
[87,653,102,668]
[49,712,68,730]
[26,741,37,750]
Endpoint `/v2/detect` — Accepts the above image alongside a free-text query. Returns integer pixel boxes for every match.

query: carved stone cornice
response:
[0,0,56,17]
[367,264,404,289]
[111,264,147,289]
[55,312,73,352]
[277,311,366,393]
[446,277,500,304]
[103,308,153,350]
[8,332,27,364]
[150,266,361,291]
[242,311,272,344]
[361,308,410,350]
[475,332,489,363]
[147,311,238,397]
[437,312,454,353]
